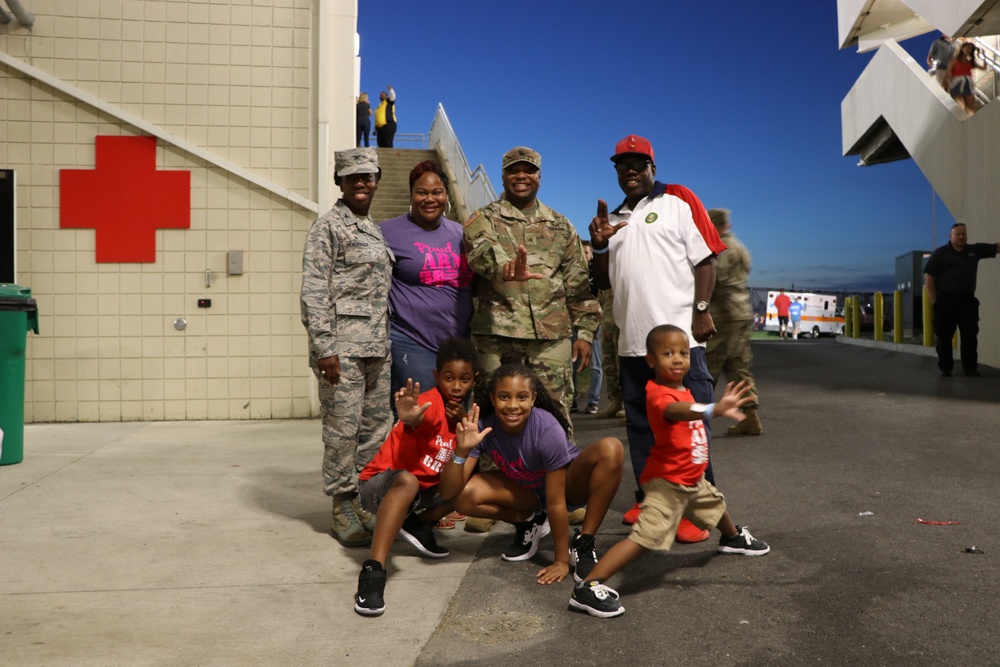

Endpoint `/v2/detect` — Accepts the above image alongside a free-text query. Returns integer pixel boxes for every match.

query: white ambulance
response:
[764,291,844,338]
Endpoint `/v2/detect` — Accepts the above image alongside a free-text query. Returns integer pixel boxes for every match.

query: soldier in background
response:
[464,146,600,426]
[593,288,625,421]
[706,208,762,435]
[300,147,394,547]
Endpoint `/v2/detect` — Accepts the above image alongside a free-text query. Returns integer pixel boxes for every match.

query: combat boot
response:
[727,408,763,436]
[593,399,623,419]
[332,493,371,547]
[352,496,377,533]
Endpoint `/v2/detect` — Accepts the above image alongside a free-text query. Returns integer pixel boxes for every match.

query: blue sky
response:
[357,2,953,292]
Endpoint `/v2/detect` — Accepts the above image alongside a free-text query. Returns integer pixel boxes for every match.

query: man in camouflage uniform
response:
[464,146,601,426]
[705,208,762,435]
[300,147,394,547]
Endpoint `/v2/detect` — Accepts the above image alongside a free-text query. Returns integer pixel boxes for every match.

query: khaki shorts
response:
[629,476,727,551]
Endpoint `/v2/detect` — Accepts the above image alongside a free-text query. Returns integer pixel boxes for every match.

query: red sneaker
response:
[676,517,710,543]
[622,502,642,525]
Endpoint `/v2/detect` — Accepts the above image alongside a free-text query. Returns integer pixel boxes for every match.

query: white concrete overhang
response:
[838,0,1000,52]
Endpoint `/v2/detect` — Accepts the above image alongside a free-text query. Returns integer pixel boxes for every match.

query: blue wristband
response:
[592,244,609,255]
[451,454,468,465]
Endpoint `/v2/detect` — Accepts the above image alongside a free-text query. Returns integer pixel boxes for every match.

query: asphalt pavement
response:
[2,337,998,666]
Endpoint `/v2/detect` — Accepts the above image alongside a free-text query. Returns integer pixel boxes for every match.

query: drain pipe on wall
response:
[3,0,35,27]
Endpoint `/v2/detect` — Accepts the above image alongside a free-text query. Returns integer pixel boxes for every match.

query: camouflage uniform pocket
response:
[334,300,374,342]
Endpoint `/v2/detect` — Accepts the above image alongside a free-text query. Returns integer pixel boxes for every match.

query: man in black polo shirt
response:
[923,223,999,377]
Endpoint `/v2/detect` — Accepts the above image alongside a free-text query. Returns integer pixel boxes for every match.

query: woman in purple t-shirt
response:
[379,161,474,403]
[439,356,624,586]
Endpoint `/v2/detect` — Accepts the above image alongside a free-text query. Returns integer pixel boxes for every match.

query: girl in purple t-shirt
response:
[439,355,624,586]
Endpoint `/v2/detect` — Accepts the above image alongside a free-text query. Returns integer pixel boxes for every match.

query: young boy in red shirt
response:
[569,324,770,618]
[354,338,477,617]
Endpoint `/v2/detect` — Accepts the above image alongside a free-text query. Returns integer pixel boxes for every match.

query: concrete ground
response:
[3,338,999,666]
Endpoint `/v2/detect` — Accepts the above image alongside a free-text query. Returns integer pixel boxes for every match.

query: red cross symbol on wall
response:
[60,135,190,263]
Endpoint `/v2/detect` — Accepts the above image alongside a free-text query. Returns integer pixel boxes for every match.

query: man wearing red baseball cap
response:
[589,134,727,541]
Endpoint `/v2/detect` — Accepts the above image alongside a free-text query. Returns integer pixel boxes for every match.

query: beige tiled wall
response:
[0,0,324,422]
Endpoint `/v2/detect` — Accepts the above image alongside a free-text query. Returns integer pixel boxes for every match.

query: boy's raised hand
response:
[455,403,492,454]
[395,379,431,426]
[716,380,755,421]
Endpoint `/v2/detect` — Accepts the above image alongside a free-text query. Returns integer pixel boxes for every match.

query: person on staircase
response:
[375,85,397,147]
[947,42,985,115]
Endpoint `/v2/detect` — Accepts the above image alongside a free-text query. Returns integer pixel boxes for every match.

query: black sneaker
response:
[399,513,450,559]
[354,559,387,617]
[569,530,598,583]
[568,579,624,618]
[718,525,770,556]
[501,511,550,562]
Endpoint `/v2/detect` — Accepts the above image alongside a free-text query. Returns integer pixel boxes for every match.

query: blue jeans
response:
[620,347,715,503]
[572,328,603,407]
[389,329,438,417]
[586,332,603,406]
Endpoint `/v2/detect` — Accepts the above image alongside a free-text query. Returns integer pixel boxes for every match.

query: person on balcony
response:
[926,33,956,91]
[947,42,986,115]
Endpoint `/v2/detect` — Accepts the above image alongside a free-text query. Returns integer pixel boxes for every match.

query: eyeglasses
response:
[614,159,651,174]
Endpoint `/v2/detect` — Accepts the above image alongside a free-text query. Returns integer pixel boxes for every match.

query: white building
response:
[1,0,361,422]
[839,0,1000,367]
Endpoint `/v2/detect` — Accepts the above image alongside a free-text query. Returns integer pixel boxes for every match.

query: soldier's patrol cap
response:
[707,208,731,229]
[502,146,542,171]
[335,147,379,177]
[611,135,655,163]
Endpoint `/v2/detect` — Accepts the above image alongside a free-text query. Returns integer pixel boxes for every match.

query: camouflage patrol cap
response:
[502,146,541,171]
[335,147,379,177]
[707,208,731,230]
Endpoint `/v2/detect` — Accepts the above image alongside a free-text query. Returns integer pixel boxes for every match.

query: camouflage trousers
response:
[705,319,759,409]
[319,355,393,497]
[599,289,621,402]
[473,334,575,438]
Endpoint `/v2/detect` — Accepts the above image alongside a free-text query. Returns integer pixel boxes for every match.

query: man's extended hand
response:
[501,245,545,282]
[589,199,628,247]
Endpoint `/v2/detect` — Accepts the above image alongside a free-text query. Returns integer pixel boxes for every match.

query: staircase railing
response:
[427,104,496,213]
[972,36,1000,107]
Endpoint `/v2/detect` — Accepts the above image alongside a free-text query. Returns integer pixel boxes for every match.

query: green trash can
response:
[0,284,39,466]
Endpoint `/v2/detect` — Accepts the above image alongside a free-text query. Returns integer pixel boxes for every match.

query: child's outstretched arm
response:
[395,379,432,428]
[537,467,572,585]
[664,380,755,422]
[438,403,492,500]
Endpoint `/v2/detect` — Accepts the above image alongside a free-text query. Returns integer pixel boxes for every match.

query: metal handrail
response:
[427,104,496,213]
[971,36,1000,106]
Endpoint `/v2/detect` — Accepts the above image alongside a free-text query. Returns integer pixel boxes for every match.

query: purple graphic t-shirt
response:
[380,214,473,351]
[470,409,580,490]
